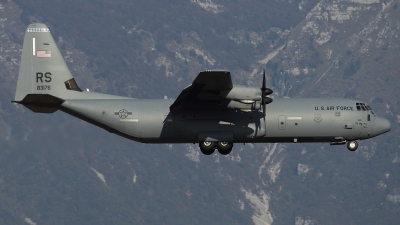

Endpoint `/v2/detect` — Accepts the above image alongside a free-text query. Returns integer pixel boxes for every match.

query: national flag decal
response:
[37,50,51,58]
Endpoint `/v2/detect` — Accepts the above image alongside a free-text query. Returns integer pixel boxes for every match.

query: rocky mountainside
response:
[0,0,399,224]
[256,0,400,224]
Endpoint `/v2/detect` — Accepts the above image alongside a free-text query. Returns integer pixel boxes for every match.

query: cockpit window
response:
[356,103,372,111]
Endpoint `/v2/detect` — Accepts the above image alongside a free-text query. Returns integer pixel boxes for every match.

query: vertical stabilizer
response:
[14,23,81,102]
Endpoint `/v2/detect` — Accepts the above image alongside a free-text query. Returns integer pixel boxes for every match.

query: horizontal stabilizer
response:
[12,94,65,113]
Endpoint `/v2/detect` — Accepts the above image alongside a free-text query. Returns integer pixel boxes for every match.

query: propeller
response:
[261,69,273,115]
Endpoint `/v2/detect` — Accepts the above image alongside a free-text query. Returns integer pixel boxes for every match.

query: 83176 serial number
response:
[37,85,51,90]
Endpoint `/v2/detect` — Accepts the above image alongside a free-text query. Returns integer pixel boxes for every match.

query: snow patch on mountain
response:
[295,216,317,225]
[228,30,265,47]
[259,144,286,184]
[378,181,387,188]
[133,172,137,184]
[258,45,285,64]
[297,164,311,176]
[238,199,245,210]
[268,159,283,183]
[349,0,379,4]
[392,154,400,163]
[298,0,309,11]
[155,55,174,77]
[190,0,224,14]
[24,218,36,225]
[387,194,400,203]
[186,144,200,162]
[227,153,242,162]
[359,141,377,160]
[387,189,400,203]
[300,0,386,50]
[187,46,215,65]
[91,167,106,185]
[242,188,273,225]
[316,31,332,45]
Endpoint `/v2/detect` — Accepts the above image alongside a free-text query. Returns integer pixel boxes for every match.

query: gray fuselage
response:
[13,23,392,154]
[61,96,390,144]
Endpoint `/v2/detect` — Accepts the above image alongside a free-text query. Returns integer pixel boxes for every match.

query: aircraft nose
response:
[374,117,391,135]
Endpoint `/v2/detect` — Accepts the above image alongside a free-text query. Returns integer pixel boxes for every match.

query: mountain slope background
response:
[0,0,399,224]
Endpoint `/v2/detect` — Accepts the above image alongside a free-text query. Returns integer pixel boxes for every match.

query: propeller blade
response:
[264,88,273,96]
[260,69,273,115]
[263,100,266,116]
[261,69,266,115]
[264,97,273,104]
[262,69,266,91]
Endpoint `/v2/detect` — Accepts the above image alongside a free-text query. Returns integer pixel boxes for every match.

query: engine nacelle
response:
[195,85,273,111]
[226,100,261,112]
[221,86,262,103]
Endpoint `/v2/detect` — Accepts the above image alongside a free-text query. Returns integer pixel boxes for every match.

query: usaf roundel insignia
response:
[115,109,132,119]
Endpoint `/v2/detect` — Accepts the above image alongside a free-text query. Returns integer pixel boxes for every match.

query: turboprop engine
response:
[221,86,272,112]
[221,86,261,103]
[193,70,273,112]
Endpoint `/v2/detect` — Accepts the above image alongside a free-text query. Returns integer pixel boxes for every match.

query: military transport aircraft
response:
[13,23,391,155]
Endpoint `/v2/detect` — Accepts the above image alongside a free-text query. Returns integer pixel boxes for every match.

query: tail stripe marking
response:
[32,38,35,56]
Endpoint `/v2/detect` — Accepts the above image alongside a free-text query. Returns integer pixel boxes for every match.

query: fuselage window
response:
[367,114,370,121]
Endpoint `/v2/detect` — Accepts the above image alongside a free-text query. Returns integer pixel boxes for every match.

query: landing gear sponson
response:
[199,141,233,155]
[201,140,359,154]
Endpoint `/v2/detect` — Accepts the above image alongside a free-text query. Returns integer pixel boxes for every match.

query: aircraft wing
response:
[170,70,232,111]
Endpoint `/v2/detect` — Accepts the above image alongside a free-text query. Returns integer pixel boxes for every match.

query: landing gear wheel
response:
[347,141,358,151]
[217,141,233,155]
[199,141,215,155]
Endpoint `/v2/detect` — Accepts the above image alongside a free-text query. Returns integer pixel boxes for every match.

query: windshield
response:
[356,103,372,111]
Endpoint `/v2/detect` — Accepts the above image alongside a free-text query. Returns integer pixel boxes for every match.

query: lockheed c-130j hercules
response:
[13,23,391,155]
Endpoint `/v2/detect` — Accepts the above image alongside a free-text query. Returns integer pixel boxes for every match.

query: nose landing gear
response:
[199,141,233,155]
[347,141,358,151]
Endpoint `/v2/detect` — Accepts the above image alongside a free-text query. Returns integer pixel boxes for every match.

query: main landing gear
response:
[347,140,358,151]
[199,141,233,155]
